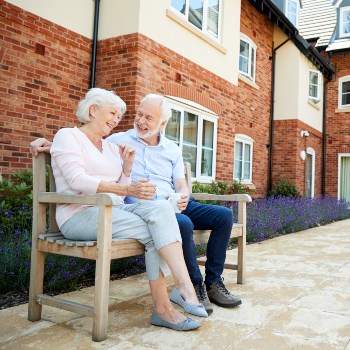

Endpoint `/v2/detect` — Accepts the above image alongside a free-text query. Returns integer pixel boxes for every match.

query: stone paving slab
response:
[1,219,350,349]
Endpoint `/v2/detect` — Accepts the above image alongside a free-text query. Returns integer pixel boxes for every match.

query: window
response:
[171,0,221,38]
[239,34,256,82]
[286,0,299,27]
[234,134,253,183]
[165,98,217,181]
[309,70,321,101]
[340,6,350,38]
[339,76,350,108]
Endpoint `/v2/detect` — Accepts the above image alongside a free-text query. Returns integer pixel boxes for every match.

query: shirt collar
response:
[129,129,172,148]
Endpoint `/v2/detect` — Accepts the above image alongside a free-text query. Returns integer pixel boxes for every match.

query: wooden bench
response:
[28,153,251,341]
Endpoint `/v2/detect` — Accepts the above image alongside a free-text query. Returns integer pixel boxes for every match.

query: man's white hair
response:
[140,94,172,123]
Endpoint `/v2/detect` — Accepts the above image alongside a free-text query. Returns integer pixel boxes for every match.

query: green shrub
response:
[268,177,300,198]
[0,170,33,211]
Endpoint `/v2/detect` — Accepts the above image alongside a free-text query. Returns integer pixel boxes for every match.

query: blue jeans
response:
[177,199,233,285]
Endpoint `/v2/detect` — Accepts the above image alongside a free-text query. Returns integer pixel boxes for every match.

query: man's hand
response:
[30,138,52,157]
[177,193,189,211]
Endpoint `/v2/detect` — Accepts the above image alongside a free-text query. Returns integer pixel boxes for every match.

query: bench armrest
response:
[191,193,252,202]
[37,192,122,206]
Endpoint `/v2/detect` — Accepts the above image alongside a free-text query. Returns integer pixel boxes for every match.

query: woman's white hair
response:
[140,94,172,123]
[76,88,127,124]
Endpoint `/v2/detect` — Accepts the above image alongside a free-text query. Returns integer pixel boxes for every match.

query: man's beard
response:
[134,121,160,139]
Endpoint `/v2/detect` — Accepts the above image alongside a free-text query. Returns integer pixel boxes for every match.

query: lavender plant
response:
[228,196,350,242]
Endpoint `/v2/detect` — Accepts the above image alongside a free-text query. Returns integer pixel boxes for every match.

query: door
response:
[340,156,350,202]
[305,153,312,198]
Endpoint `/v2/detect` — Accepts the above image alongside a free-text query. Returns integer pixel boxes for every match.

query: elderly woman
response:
[49,88,207,331]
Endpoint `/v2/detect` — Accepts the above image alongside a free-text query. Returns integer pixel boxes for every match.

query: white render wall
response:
[6,0,241,85]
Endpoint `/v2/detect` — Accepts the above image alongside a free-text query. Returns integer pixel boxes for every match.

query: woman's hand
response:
[127,179,157,200]
[118,144,135,177]
[30,138,52,157]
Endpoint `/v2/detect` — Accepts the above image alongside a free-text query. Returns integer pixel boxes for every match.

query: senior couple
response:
[31,88,241,331]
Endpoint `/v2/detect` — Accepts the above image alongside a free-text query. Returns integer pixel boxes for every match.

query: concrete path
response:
[1,219,350,349]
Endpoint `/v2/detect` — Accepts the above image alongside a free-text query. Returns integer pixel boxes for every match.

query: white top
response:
[51,127,130,228]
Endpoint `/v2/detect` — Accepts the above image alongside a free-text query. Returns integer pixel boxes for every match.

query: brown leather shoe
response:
[206,280,242,308]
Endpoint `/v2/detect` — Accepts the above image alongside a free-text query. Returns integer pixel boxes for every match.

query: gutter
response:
[322,81,327,196]
[90,0,100,88]
[268,37,291,192]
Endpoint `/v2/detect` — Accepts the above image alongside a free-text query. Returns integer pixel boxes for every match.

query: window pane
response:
[243,161,250,179]
[287,0,297,26]
[207,0,219,37]
[189,0,203,30]
[244,144,250,161]
[239,41,249,74]
[243,144,251,179]
[183,112,198,145]
[342,81,350,106]
[165,109,181,145]
[342,10,350,34]
[171,0,186,14]
[234,141,243,179]
[309,71,319,98]
[183,145,197,177]
[250,47,255,80]
[201,149,213,176]
[202,120,214,148]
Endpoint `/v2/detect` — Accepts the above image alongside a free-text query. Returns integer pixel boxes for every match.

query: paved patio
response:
[1,219,350,349]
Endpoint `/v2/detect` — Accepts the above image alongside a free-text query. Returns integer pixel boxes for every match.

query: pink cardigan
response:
[50,127,131,228]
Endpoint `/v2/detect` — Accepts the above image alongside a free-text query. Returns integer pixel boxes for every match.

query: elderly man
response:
[30,93,242,314]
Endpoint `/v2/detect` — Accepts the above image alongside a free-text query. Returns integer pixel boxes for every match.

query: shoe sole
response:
[208,298,242,308]
[206,308,214,315]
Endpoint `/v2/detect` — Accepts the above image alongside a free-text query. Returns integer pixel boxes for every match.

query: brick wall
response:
[324,52,350,197]
[1,0,274,197]
[273,119,323,195]
[96,0,273,197]
[0,0,91,177]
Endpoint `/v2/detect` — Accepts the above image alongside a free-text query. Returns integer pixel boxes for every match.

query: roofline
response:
[248,0,334,80]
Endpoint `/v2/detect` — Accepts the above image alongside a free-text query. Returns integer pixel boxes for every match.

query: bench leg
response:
[28,248,45,321]
[92,206,112,342]
[237,235,246,284]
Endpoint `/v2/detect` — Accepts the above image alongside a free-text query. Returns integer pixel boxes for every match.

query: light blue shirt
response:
[107,129,185,203]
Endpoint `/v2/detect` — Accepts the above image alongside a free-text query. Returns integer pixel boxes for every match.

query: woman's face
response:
[89,104,122,136]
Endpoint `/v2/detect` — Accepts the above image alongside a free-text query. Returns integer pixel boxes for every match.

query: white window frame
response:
[339,75,350,109]
[170,0,222,40]
[239,34,256,82]
[233,134,254,184]
[165,97,218,183]
[286,0,299,27]
[338,153,350,201]
[340,6,350,38]
[306,147,315,198]
[308,70,322,101]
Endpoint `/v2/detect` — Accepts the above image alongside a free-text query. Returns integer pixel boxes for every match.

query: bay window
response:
[339,76,350,108]
[234,134,253,183]
[165,99,217,181]
[340,6,350,38]
[171,0,221,39]
[239,34,256,82]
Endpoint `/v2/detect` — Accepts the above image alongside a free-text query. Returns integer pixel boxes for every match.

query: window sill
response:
[233,180,256,190]
[308,99,321,110]
[238,74,259,90]
[335,107,350,113]
[166,9,227,54]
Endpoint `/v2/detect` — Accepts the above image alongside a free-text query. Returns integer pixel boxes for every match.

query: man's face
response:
[134,98,166,142]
